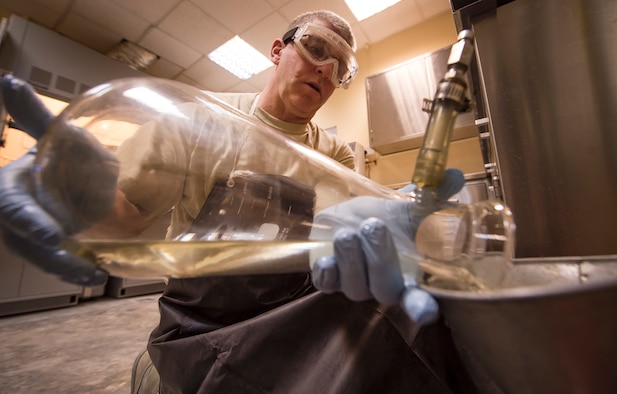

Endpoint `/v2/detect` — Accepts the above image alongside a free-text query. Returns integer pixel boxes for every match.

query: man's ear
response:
[271,39,285,65]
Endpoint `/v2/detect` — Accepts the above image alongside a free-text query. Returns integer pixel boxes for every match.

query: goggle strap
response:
[282,27,299,45]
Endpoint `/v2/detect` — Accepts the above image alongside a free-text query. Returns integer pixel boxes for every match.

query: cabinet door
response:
[19,262,82,297]
[366,46,476,155]
[0,236,23,299]
[0,232,81,300]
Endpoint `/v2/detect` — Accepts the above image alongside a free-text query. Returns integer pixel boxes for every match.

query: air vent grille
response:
[0,15,145,102]
[28,66,51,89]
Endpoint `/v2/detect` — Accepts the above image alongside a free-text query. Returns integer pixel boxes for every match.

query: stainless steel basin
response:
[424,255,617,393]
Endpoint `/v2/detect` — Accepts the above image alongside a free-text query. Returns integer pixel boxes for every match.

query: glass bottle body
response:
[38,77,513,290]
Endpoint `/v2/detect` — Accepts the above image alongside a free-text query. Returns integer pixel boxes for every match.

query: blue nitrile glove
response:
[0,75,119,286]
[311,169,465,325]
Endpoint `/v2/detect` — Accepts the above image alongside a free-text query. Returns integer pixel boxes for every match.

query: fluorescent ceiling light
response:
[345,0,401,21]
[208,36,273,80]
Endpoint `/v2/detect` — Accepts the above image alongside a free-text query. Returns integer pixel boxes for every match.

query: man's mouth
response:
[306,82,321,93]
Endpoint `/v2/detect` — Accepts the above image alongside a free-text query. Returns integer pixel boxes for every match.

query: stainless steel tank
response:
[430,1,617,391]
[455,0,617,259]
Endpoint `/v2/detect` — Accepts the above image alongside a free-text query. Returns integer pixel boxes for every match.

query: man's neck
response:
[258,87,312,125]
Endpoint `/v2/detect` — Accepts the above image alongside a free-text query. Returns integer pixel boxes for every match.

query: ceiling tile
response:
[358,0,423,43]
[145,56,183,79]
[191,0,274,33]
[265,0,290,8]
[174,73,206,90]
[56,12,122,53]
[183,56,241,91]
[71,0,149,42]
[0,0,63,28]
[110,0,181,24]
[0,0,453,93]
[241,12,288,56]
[33,0,72,14]
[158,1,232,54]
[140,27,202,69]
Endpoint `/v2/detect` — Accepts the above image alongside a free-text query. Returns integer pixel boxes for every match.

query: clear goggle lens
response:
[283,23,358,89]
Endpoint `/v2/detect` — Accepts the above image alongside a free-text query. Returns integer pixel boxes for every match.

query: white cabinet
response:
[0,233,82,316]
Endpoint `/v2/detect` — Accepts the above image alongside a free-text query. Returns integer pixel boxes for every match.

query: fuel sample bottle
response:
[4,31,514,290]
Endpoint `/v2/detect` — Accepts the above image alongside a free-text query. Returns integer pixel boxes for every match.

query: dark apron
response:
[149,274,477,394]
[147,174,476,393]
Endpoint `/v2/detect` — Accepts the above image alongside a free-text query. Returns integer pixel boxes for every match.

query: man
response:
[0,10,472,393]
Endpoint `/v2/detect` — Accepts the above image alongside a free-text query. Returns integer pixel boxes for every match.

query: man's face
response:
[271,19,342,122]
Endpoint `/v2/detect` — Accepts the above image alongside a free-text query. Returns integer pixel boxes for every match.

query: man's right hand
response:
[0,75,119,286]
[310,169,465,325]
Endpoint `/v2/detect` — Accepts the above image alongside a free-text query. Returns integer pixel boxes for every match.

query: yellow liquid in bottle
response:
[64,239,332,279]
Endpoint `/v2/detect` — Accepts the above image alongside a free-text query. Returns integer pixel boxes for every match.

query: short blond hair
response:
[286,10,356,51]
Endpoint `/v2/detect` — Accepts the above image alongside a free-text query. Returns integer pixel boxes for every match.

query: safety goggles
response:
[282,23,358,89]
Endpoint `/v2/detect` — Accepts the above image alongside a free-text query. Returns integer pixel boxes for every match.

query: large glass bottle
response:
[32,31,514,290]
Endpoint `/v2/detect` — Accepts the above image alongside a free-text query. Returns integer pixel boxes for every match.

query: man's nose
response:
[315,62,334,79]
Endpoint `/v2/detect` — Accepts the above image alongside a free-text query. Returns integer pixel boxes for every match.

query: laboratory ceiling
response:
[0,0,451,92]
